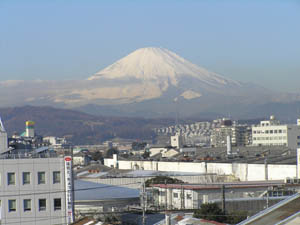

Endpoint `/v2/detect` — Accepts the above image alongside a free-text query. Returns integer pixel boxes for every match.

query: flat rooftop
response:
[138,145,297,165]
[152,180,300,190]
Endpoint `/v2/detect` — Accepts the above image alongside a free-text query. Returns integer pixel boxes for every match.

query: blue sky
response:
[1,0,299,92]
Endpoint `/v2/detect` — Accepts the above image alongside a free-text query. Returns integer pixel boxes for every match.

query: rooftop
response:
[152,180,300,190]
[74,179,140,201]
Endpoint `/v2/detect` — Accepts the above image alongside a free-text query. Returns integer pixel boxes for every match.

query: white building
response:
[152,182,299,210]
[73,152,91,166]
[171,135,184,148]
[0,117,8,154]
[0,152,74,225]
[43,136,68,149]
[252,115,300,149]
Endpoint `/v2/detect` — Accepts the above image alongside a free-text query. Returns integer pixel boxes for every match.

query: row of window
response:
[253,136,287,141]
[8,198,61,212]
[173,193,192,199]
[6,171,60,186]
[253,129,286,134]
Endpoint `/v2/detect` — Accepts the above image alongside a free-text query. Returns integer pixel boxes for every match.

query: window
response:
[53,171,60,184]
[23,199,31,211]
[23,172,30,185]
[54,198,61,211]
[38,172,46,184]
[173,193,178,198]
[39,199,46,211]
[7,173,15,185]
[160,191,165,196]
[8,200,16,212]
[186,194,192,199]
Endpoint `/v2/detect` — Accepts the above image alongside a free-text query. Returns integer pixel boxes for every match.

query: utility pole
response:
[221,184,226,213]
[266,187,269,208]
[265,158,268,181]
[142,179,147,225]
[165,179,167,210]
[181,184,185,210]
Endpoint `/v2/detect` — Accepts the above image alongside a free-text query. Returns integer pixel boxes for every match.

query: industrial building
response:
[104,145,299,182]
[252,115,300,149]
[74,180,140,215]
[151,181,300,211]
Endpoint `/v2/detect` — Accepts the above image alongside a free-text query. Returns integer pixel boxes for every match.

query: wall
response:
[0,157,66,225]
[81,174,223,189]
[104,159,297,181]
[0,131,8,154]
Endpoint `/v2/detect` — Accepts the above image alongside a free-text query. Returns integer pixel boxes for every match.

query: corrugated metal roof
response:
[74,179,140,201]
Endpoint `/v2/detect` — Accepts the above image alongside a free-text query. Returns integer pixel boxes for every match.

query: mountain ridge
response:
[0,47,300,118]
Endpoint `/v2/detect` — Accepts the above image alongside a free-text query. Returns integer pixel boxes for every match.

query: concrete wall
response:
[104,158,297,181]
[81,174,222,189]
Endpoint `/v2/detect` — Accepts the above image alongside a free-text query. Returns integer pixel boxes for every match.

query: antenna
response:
[174,98,179,135]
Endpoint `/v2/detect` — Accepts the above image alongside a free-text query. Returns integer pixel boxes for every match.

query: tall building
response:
[252,115,300,149]
[0,150,74,225]
[171,135,184,148]
[210,120,250,147]
[0,117,8,154]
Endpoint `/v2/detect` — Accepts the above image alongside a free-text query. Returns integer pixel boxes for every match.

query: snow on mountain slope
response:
[0,47,282,117]
[88,47,241,88]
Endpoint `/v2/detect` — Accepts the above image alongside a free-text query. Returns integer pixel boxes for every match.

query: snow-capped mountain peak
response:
[88,47,240,87]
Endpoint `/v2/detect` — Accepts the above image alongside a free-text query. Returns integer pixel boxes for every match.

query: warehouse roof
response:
[74,179,140,201]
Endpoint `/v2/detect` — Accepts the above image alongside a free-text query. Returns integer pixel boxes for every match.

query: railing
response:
[237,193,300,225]
[0,151,59,160]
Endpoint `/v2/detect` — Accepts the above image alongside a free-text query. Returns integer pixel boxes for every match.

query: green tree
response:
[193,203,226,222]
[91,151,103,161]
[227,210,248,224]
[145,176,184,187]
[105,148,119,158]
[142,150,150,159]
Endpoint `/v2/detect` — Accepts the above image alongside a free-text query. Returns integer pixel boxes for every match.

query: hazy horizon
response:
[1,0,300,92]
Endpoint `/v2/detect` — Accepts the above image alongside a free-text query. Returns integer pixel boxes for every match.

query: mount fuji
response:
[1,47,299,118]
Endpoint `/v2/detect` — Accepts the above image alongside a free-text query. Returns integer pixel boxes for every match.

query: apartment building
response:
[252,116,300,149]
[211,125,250,147]
[0,153,74,225]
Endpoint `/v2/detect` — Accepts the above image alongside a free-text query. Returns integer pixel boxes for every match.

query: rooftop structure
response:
[252,115,300,149]
[151,181,300,212]
[237,193,300,225]
[0,117,8,154]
